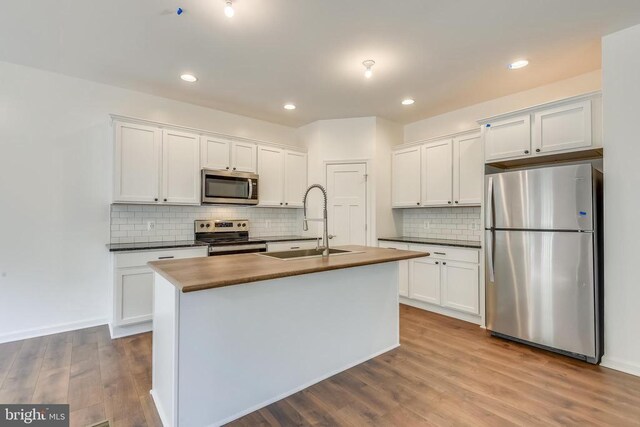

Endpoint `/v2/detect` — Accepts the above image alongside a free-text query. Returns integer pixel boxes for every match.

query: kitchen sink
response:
[259,248,360,260]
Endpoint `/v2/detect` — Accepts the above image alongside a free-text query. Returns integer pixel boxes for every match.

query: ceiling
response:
[2,1,640,127]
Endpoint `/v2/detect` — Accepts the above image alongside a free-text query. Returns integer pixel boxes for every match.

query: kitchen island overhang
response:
[148,245,427,427]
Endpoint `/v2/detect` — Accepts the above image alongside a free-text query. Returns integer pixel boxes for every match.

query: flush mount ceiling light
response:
[362,60,375,78]
[180,74,198,82]
[508,59,529,70]
[224,0,235,17]
[402,98,415,106]
[284,104,296,110]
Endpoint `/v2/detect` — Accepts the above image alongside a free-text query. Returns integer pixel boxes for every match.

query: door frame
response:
[323,160,372,246]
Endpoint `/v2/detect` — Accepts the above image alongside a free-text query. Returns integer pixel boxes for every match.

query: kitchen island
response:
[148,245,426,427]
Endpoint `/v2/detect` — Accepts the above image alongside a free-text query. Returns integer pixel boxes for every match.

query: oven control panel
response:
[194,220,249,233]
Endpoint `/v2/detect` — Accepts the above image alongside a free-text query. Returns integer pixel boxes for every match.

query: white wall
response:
[404,70,602,143]
[0,61,299,343]
[298,117,403,242]
[601,25,640,376]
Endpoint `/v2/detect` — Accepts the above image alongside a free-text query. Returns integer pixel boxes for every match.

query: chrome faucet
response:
[303,184,330,257]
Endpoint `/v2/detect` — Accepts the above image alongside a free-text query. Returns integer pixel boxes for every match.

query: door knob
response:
[328,235,336,239]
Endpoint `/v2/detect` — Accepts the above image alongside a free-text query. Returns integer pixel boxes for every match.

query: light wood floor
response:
[2,305,640,426]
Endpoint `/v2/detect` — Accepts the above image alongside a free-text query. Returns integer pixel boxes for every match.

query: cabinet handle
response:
[416,202,420,206]
[442,262,447,265]
[536,149,541,153]
[285,202,289,206]
[158,256,174,259]
[291,246,300,249]
[226,166,230,170]
[164,198,167,202]
[524,150,530,154]
[435,261,439,265]
[154,198,158,202]
[280,202,283,205]
[233,167,237,171]
[434,252,446,255]
[448,201,452,204]
[455,201,459,204]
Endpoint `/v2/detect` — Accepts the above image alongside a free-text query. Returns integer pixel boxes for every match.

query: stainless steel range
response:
[194,220,266,256]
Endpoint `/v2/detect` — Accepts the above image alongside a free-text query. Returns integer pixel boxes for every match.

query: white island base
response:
[151,262,400,427]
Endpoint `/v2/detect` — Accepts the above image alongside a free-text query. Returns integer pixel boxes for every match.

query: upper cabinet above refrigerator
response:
[480,92,602,164]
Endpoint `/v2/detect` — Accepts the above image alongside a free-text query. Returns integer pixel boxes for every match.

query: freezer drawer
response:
[486,230,596,358]
[486,164,594,231]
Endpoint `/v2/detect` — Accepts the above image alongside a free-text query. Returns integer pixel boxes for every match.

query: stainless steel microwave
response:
[201,169,259,205]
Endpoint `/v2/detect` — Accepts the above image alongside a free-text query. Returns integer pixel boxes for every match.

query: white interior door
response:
[326,163,367,246]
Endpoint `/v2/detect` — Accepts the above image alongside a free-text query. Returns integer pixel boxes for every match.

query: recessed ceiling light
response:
[508,60,529,70]
[402,99,415,106]
[224,0,235,17]
[284,104,296,110]
[180,74,198,82]
[362,60,375,79]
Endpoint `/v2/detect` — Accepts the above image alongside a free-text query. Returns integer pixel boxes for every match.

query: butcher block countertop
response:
[148,245,428,293]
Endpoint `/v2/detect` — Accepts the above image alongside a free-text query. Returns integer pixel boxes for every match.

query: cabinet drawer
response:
[115,247,208,268]
[267,240,317,252]
[377,241,410,251]
[408,244,478,264]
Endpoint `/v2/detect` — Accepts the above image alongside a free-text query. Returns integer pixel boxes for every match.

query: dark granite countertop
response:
[107,240,209,252]
[378,236,481,249]
[259,236,318,243]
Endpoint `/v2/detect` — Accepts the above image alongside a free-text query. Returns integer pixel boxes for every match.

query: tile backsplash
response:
[402,207,481,242]
[110,204,304,244]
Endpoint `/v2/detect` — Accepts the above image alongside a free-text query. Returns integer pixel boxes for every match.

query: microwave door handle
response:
[248,178,253,199]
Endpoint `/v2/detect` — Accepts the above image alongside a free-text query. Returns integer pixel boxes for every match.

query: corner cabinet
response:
[379,240,481,324]
[257,146,307,208]
[392,131,482,208]
[481,93,601,163]
[113,120,200,205]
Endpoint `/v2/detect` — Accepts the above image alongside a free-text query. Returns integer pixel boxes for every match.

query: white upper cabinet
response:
[392,146,422,207]
[201,137,257,173]
[483,114,532,162]
[231,141,257,173]
[421,139,453,207]
[533,100,592,155]
[200,136,231,170]
[481,94,600,163]
[257,146,285,207]
[257,146,307,208]
[284,150,308,207]
[453,132,482,206]
[162,129,201,205]
[114,122,161,203]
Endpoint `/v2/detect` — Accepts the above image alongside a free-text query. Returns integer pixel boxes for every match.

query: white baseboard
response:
[0,317,109,344]
[213,343,400,427]
[400,297,482,325]
[150,389,171,427]
[601,355,640,377]
[109,321,153,339]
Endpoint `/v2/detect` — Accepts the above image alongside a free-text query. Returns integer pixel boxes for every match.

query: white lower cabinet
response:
[266,240,318,252]
[111,246,207,338]
[379,240,481,323]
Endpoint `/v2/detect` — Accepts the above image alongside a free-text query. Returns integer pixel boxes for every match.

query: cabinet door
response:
[257,146,285,206]
[453,133,482,206]
[392,147,421,207]
[441,261,479,314]
[284,151,307,207]
[409,257,441,305]
[231,142,257,173]
[200,135,231,170]
[484,115,531,162]
[114,122,161,203]
[116,266,154,326]
[162,129,201,205]
[533,100,592,154]
[422,139,453,206]
[378,241,410,297]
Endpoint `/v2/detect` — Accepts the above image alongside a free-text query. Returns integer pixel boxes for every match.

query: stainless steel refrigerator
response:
[485,163,603,363]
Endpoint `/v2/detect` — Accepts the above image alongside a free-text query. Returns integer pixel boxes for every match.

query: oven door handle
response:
[248,178,253,200]
[209,243,266,253]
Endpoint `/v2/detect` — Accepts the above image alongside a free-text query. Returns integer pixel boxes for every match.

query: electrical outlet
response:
[423,221,430,230]
[147,220,156,231]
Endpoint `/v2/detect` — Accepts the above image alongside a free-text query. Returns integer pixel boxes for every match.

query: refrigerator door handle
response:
[486,230,495,282]
[486,176,494,229]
